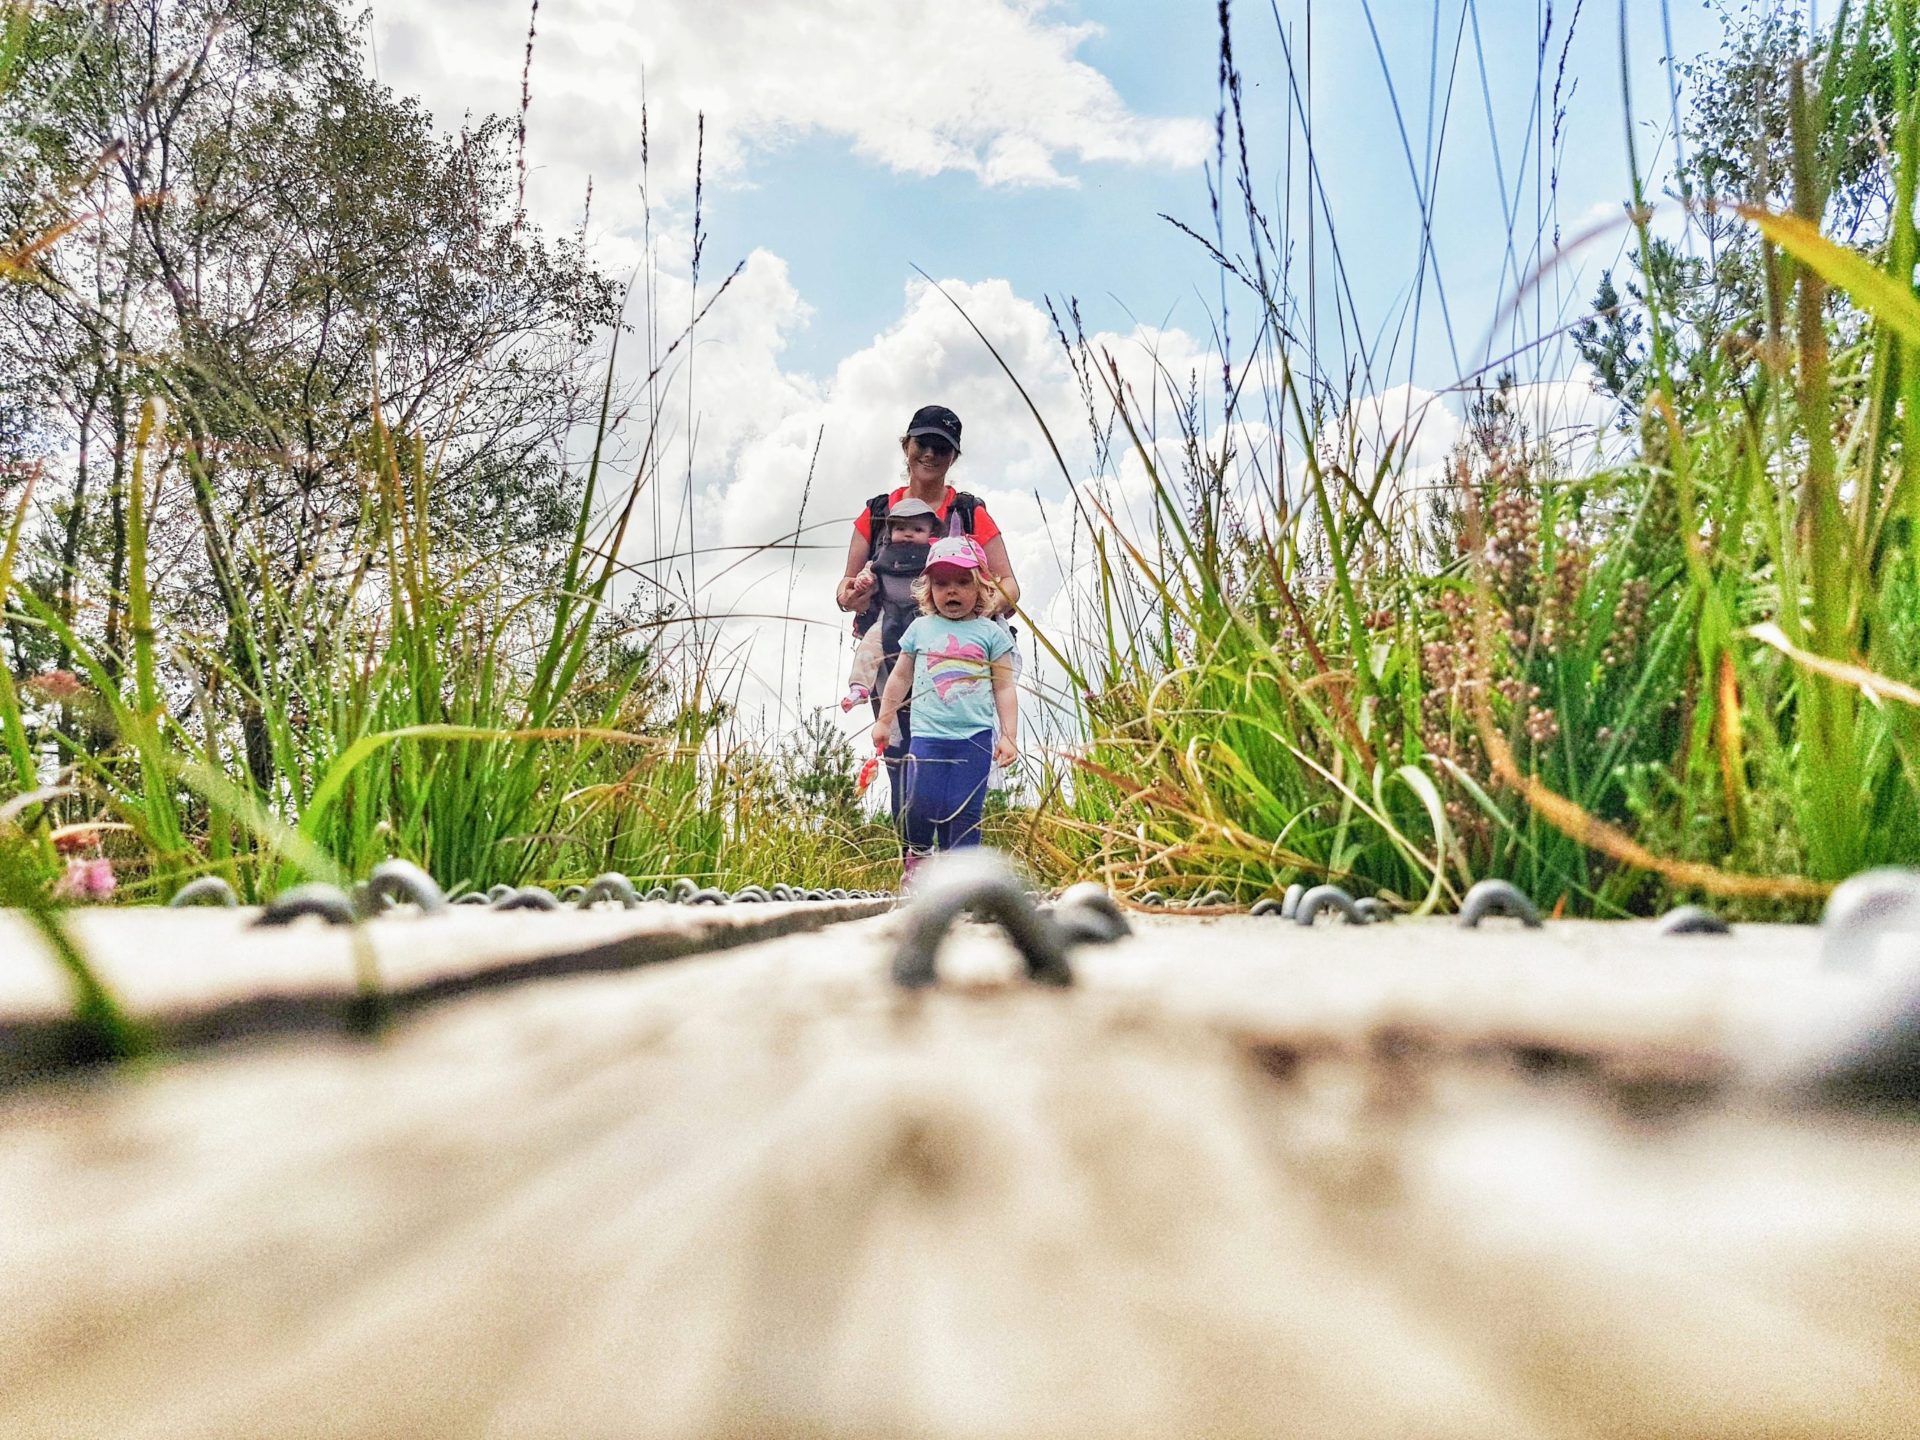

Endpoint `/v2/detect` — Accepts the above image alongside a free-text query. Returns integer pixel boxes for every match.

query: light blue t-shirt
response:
[898,615,1014,739]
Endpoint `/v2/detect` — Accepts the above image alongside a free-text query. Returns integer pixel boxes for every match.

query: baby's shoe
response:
[839,684,870,714]
[901,850,927,891]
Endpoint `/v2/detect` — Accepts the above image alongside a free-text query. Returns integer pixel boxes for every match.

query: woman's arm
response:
[871,654,914,752]
[981,534,1021,616]
[837,531,875,612]
[990,653,1018,766]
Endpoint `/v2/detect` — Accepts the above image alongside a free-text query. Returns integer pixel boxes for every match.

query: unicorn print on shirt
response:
[923,634,990,701]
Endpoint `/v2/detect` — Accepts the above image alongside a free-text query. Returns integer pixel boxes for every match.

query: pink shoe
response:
[901,850,927,890]
[840,684,870,714]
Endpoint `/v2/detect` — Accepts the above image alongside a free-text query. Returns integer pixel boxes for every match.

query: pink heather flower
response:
[54,857,117,902]
[26,670,85,702]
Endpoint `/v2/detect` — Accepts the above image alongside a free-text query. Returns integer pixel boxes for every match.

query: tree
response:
[0,0,619,785]
[1576,2,1901,417]
[775,711,864,829]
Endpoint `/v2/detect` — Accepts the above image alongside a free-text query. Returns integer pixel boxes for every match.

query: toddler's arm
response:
[990,654,1018,766]
[846,622,883,696]
[872,656,914,752]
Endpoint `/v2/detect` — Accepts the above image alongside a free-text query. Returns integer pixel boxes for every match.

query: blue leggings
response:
[900,730,993,855]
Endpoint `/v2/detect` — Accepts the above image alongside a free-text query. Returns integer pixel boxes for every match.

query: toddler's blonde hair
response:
[912,566,1002,619]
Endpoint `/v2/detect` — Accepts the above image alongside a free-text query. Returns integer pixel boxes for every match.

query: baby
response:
[841,500,939,711]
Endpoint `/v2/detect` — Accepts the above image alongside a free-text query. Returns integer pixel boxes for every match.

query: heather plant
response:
[1014,0,1919,914]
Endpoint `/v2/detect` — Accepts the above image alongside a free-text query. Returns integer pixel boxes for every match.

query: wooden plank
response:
[0,898,891,1080]
[2,913,1917,1437]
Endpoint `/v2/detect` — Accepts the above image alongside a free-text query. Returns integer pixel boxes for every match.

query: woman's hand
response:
[993,733,1018,767]
[838,530,876,611]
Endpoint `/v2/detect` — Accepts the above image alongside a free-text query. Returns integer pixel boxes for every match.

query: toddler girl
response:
[870,536,1018,882]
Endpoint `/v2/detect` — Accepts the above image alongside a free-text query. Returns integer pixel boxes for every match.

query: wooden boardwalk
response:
[0,897,890,1079]
[4,905,1919,1437]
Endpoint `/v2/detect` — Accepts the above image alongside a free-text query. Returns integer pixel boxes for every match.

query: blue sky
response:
[687,1,1732,392]
[375,0,1742,403]
[698,2,1223,375]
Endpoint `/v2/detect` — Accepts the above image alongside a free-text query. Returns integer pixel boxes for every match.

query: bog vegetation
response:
[0,0,904,907]
[2,0,1917,921]
[1030,0,1920,915]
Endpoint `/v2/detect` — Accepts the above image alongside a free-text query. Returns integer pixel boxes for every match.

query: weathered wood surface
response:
[4,913,1919,1438]
[0,898,891,1078]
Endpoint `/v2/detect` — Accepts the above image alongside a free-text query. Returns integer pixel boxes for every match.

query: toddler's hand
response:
[871,721,892,752]
[993,734,1018,767]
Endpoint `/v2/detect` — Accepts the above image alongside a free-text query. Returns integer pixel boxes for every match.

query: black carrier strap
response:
[950,492,981,536]
[852,493,893,637]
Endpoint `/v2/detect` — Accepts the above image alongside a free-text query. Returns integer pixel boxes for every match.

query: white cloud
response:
[1281,367,1614,560]
[583,266,1236,752]
[372,0,1210,232]
[365,0,1211,745]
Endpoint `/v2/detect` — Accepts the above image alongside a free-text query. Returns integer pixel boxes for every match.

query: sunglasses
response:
[912,436,955,458]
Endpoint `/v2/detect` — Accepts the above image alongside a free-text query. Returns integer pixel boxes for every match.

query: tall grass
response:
[9,0,1916,930]
[0,0,905,912]
[1013,0,1919,912]
[3,379,900,901]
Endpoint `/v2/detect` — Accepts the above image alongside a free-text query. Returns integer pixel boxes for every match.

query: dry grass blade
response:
[1747,622,1920,710]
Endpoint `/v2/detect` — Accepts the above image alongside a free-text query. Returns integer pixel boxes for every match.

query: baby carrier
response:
[856,492,983,701]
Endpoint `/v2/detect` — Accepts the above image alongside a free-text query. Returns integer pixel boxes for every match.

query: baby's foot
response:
[839,684,870,713]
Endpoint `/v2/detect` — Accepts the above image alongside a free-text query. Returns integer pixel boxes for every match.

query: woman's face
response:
[902,434,957,487]
[927,565,978,618]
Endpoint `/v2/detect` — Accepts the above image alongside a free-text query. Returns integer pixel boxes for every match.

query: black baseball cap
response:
[904,404,962,451]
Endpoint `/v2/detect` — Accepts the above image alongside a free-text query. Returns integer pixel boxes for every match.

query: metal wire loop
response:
[893,851,1074,990]
[1458,878,1543,929]
[1656,904,1730,936]
[1295,885,1363,926]
[1051,881,1130,945]
[255,883,358,928]
[580,873,640,909]
[1820,867,1920,968]
[492,886,561,912]
[169,876,238,908]
[365,859,447,915]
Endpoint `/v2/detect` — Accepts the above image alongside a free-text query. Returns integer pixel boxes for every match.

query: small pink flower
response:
[54,857,116,902]
[27,670,85,702]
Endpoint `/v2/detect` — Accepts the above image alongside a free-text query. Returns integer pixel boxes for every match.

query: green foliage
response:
[0,0,889,910]
[775,711,866,827]
[1580,2,1906,424]
[1019,0,1920,913]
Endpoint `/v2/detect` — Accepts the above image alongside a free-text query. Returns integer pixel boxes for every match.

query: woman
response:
[835,404,1021,825]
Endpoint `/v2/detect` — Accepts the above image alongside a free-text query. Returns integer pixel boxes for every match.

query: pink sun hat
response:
[925,536,988,573]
